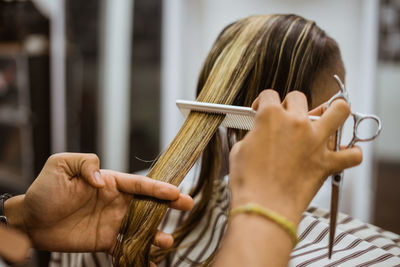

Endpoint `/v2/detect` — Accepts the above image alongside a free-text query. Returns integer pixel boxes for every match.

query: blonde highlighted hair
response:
[113,14,341,266]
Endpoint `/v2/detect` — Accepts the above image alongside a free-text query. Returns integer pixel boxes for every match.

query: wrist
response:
[4,195,28,234]
[230,203,298,247]
[218,210,293,266]
[230,181,303,226]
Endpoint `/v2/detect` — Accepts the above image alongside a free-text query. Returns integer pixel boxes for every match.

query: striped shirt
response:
[50,179,400,267]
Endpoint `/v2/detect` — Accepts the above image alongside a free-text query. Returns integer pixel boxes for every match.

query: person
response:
[0,153,194,265]
[0,89,362,267]
[130,13,355,266]
[52,14,400,266]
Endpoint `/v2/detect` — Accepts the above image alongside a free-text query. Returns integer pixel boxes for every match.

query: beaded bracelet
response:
[230,203,298,247]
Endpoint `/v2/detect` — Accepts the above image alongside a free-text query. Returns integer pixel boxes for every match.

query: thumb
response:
[327,146,363,174]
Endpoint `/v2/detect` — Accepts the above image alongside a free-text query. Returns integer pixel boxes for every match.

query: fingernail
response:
[94,171,105,186]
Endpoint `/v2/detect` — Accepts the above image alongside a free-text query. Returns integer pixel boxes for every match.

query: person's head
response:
[197,14,344,111]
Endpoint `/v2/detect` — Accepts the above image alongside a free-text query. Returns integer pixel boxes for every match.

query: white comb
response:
[176,99,320,131]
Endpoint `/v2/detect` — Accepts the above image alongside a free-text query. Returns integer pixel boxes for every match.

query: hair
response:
[112,14,341,266]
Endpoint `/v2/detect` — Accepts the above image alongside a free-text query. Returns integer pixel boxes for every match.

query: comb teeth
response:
[176,99,319,131]
[222,113,254,130]
[176,99,256,131]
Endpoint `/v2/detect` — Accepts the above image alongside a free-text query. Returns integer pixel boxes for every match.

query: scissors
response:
[327,75,382,259]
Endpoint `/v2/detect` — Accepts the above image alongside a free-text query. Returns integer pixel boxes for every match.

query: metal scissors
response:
[327,75,382,259]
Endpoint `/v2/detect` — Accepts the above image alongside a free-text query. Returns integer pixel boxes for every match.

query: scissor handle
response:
[327,75,350,107]
[346,112,382,148]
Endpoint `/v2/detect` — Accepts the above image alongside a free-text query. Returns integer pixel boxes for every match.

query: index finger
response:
[109,171,181,201]
[282,91,308,115]
[251,89,281,110]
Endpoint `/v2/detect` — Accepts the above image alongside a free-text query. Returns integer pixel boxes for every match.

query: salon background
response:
[0,0,399,266]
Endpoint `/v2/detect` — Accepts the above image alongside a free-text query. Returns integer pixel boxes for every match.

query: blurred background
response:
[0,0,398,265]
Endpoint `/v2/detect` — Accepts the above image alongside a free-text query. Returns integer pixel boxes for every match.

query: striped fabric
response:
[50,252,112,267]
[291,208,400,266]
[50,178,400,267]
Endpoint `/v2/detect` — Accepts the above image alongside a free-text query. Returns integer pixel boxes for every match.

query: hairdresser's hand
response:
[215,90,362,267]
[5,153,193,254]
[229,90,362,224]
[0,226,31,264]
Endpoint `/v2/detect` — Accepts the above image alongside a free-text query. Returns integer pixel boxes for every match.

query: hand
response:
[0,227,31,264]
[229,90,362,224]
[5,153,193,254]
[215,90,362,267]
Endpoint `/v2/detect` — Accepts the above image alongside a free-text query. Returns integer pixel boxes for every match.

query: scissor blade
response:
[328,127,342,259]
[328,175,340,259]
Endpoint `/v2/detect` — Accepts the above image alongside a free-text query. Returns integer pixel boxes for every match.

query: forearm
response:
[214,170,303,267]
[4,195,27,233]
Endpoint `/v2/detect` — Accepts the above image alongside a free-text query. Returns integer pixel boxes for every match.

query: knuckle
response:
[47,153,66,165]
[47,153,58,162]
[260,89,276,97]
[257,103,281,119]
[288,90,306,99]
[79,154,100,170]
[86,153,100,164]
[258,89,280,101]
[290,115,309,128]
[336,99,350,114]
